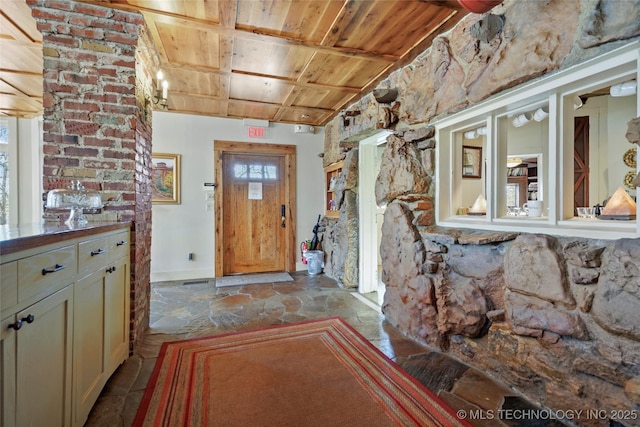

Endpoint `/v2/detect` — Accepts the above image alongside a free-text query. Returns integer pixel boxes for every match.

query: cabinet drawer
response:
[1,261,18,314]
[78,236,110,276]
[109,231,129,262]
[17,245,76,303]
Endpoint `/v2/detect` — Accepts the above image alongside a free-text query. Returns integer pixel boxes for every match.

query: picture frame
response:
[462,146,482,179]
[152,153,181,204]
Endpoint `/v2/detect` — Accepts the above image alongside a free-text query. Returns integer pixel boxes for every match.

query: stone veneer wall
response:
[29,0,156,352]
[322,0,640,424]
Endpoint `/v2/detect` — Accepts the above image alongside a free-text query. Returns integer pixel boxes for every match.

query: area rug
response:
[133,317,469,427]
[214,272,293,288]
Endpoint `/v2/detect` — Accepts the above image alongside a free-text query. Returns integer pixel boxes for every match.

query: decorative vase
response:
[457,0,502,13]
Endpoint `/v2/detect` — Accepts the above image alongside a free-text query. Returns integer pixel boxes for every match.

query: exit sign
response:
[247,126,266,138]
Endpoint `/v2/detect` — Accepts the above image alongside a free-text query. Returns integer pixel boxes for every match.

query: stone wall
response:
[29,0,156,352]
[381,196,640,422]
[321,0,640,424]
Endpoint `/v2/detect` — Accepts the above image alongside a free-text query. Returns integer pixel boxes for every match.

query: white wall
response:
[577,93,636,203]
[151,111,325,282]
[607,94,636,199]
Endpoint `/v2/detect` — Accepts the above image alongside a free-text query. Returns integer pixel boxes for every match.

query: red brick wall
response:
[28,0,154,352]
[130,24,156,352]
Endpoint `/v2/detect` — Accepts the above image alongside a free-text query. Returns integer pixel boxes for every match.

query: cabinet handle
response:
[116,240,127,246]
[42,264,65,275]
[7,315,34,331]
[21,314,35,324]
[8,320,22,330]
[91,248,106,256]
[106,266,117,274]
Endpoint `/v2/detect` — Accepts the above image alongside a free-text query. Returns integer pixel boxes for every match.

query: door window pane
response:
[234,162,278,180]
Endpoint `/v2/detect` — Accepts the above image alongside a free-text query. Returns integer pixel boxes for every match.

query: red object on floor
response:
[457,0,502,13]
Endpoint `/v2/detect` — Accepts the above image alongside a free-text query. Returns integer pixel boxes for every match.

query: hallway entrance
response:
[358,131,391,304]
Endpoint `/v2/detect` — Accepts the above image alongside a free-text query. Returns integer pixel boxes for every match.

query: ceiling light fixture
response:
[533,106,549,121]
[464,130,478,139]
[573,95,583,110]
[512,112,532,128]
[610,80,637,97]
[507,157,522,168]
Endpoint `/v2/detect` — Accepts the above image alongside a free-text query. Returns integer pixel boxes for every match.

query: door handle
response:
[281,204,286,228]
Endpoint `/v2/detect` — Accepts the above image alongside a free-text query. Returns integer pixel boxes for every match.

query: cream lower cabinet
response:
[104,255,129,373]
[1,285,74,427]
[73,230,130,426]
[73,258,129,425]
[0,225,130,427]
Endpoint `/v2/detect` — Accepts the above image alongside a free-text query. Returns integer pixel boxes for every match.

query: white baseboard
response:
[151,269,213,283]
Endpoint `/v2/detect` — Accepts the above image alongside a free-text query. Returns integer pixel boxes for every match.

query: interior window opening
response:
[569,78,637,220]
[499,104,548,219]
[454,123,487,217]
[435,43,639,239]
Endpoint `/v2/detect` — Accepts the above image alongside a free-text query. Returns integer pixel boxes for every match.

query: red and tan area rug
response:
[133,317,469,426]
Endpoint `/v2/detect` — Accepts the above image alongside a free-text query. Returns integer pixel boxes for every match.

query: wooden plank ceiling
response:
[0,0,43,118]
[1,0,468,125]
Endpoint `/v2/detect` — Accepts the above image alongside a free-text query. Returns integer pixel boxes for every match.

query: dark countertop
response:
[0,221,132,256]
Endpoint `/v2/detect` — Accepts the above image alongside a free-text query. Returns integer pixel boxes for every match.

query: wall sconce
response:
[153,70,169,109]
[610,80,637,97]
[507,157,522,168]
[512,112,532,128]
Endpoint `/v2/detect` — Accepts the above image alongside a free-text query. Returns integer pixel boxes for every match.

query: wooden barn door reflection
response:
[574,116,590,212]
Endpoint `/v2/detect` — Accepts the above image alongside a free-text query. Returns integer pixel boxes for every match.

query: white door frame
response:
[358,131,392,294]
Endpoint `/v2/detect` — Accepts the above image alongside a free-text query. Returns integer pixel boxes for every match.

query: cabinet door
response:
[1,314,17,427]
[105,257,130,373]
[16,285,73,427]
[73,269,106,426]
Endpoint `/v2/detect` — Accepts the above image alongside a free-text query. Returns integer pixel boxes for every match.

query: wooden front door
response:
[214,141,296,276]
[574,116,589,211]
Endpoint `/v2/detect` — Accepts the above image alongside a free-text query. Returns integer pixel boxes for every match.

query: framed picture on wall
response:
[462,146,482,179]
[152,153,181,204]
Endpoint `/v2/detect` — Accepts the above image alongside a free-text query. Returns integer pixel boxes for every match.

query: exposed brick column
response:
[29,0,154,352]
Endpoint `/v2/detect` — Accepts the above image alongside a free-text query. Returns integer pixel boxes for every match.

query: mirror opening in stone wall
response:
[454,76,637,221]
[499,106,548,219]
[568,79,637,219]
[436,44,638,238]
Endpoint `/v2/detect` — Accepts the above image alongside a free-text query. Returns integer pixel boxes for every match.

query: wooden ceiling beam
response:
[323,8,465,123]
[162,64,362,95]
[84,1,399,63]
[172,90,335,114]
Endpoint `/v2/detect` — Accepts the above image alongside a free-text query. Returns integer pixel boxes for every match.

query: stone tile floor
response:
[85,272,566,426]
